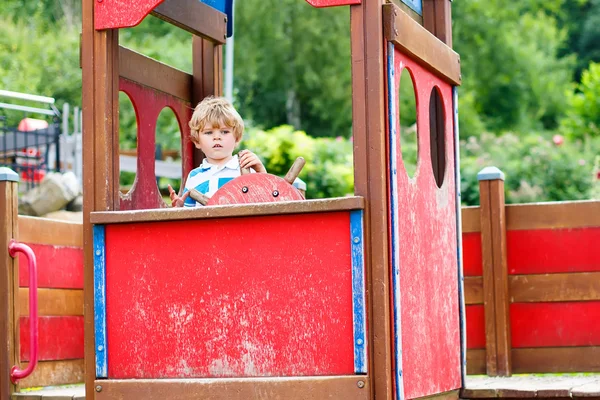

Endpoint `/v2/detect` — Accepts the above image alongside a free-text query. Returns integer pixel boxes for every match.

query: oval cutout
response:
[118,91,138,194]
[156,107,183,200]
[398,68,418,178]
[429,86,446,188]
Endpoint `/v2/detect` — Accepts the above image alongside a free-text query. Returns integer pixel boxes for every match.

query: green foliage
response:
[560,62,600,140]
[240,125,353,198]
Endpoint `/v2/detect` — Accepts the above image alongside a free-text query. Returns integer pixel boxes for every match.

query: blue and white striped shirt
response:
[183,155,244,207]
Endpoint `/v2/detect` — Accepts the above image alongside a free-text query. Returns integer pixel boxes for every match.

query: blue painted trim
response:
[350,210,367,374]
[387,43,405,400]
[453,87,467,384]
[200,0,234,37]
[93,225,108,378]
[477,166,505,181]
[400,0,422,15]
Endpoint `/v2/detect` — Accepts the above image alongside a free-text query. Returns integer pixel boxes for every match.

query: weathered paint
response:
[507,228,600,274]
[119,79,194,211]
[453,87,467,383]
[304,0,361,7]
[20,316,84,361]
[350,209,367,374]
[18,244,83,289]
[103,212,355,378]
[511,302,600,348]
[93,224,107,378]
[387,42,405,400]
[207,174,304,206]
[95,0,164,30]
[389,46,461,399]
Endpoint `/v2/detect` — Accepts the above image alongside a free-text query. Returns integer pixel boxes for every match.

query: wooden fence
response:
[463,168,600,376]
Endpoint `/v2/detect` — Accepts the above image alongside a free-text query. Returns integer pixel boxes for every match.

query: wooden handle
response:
[189,189,210,206]
[284,157,305,184]
[240,167,251,175]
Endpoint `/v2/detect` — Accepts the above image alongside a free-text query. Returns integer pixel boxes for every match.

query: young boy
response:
[168,97,266,207]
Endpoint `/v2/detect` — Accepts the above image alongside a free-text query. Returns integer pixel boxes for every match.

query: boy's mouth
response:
[213,144,223,148]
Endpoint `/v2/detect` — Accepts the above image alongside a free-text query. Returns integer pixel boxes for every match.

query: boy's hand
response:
[168,185,191,207]
[238,150,267,173]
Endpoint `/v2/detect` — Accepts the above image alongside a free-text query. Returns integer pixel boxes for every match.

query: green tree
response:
[560,62,600,140]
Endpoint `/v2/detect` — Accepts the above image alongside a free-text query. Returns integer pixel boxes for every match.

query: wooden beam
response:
[506,200,600,231]
[151,0,227,45]
[91,197,365,224]
[18,217,82,248]
[510,272,600,303]
[17,359,84,390]
[383,3,461,85]
[422,0,453,47]
[119,47,192,102]
[464,276,483,305]
[513,347,600,374]
[461,206,481,233]
[19,289,83,317]
[94,376,370,400]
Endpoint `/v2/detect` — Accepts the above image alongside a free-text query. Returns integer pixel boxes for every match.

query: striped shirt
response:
[183,155,244,207]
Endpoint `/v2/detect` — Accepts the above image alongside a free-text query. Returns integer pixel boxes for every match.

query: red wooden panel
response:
[119,79,194,210]
[208,174,304,205]
[511,302,600,348]
[95,0,163,30]
[390,49,461,399]
[19,244,83,289]
[466,305,486,349]
[508,228,600,275]
[305,0,361,7]
[463,232,482,276]
[20,316,84,361]
[104,212,355,379]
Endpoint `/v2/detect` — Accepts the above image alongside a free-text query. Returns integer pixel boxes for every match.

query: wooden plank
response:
[18,217,82,247]
[0,178,19,398]
[20,317,84,362]
[512,347,600,373]
[463,375,600,398]
[510,272,600,303]
[466,349,486,376]
[119,46,192,102]
[506,200,600,231]
[151,0,227,44]
[94,376,370,400]
[17,360,84,389]
[383,3,460,85]
[91,196,365,224]
[414,390,459,400]
[465,305,485,349]
[422,0,453,47]
[507,228,600,275]
[19,244,83,289]
[13,382,84,400]
[19,289,83,317]
[464,276,483,305]
[462,206,481,233]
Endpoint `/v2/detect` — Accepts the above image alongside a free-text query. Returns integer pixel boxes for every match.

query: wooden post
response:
[423,0,453,47]
[0,168,19,400]
[478,166,511,377]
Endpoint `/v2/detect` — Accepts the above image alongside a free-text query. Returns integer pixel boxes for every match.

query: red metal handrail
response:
[8,240,38,383]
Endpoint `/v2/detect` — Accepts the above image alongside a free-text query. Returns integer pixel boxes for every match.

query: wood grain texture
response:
[383,3,460,85]
[17,217,82,248]
[510,272,600,303]
[464,277,483,305]
[19,289,83,317]
[151,0,227,44]
[91,196,364,224]
[461,206,481,233]
[422,0,453,47]
[119,46,192,101]
[466,349,486,375]
[505,200,600,231]
[94,376,370,400]
[17,359,84,389]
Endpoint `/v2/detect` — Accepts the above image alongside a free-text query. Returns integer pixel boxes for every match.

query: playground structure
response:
[0,0,599,399]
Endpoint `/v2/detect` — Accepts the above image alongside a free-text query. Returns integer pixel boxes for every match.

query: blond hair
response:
[189,97,244,144]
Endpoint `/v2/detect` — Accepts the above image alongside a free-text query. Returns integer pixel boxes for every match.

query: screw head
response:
[242,186,248,193]
[95,250,101,256]
[97,345,104,351]
[272,190,279,197]
[356,338,363,345]
[353,237,360,244]
[357,380,365,389]
[95,385,102,392]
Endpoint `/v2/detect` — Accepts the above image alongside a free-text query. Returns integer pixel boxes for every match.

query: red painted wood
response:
[391,49,461,398]
[466,305,486,349]
[20,316,84,361]
[511,302,600,348]
[104,212,355,378]
[304,0,361,7]
[463,232,482,276]
[19,244,83,289]
[208,174,304,205]
[95,0,164,30]
[119,79,194,211]
[508,228,600,274]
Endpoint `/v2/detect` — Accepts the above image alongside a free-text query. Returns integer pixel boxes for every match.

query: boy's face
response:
[196,125,240,165]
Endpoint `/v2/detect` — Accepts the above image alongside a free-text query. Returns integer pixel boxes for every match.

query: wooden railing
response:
[462,167,600,376]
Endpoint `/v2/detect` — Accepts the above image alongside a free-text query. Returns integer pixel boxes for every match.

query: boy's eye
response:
[203,131,212,135]
[222,130,230,134]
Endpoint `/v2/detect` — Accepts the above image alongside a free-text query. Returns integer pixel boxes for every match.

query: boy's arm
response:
[238,150,267,173]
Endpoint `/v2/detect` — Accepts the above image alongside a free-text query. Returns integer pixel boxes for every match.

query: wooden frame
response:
[383,2,461,85]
